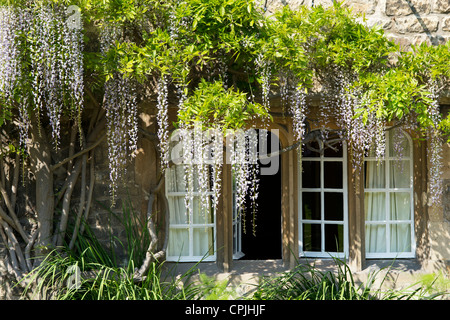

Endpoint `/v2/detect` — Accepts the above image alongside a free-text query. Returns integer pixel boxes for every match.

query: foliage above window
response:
[1,0,449,206]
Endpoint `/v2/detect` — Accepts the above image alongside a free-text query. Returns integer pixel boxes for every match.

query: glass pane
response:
[302,192,321,220]
[323,142,343,157]
[388,129,410,158]
[303,224,321,251]
[301,161,320,188]
[390,193,411,221]
[169,196,189,224]
[365,224,386,253]
[390,224,411,253]
[389,161,410,188]
[193,196,214,224]
[168,228,189,257]
[365,192,386,221]
[324,162,343,188]
[324,193,343,221]
[364,161,385,189]
[325,224,344,252]
[167,165,187,192]
[193,227,214,256]
[302,141,321,158]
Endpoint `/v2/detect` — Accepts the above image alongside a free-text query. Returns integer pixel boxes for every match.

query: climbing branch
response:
[135,175,169,278]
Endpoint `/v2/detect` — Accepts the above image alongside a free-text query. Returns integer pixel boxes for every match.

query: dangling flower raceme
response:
[0,4,84,149]
[100,23,138,202]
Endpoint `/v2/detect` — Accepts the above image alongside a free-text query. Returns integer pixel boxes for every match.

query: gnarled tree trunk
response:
[28,120,54,263]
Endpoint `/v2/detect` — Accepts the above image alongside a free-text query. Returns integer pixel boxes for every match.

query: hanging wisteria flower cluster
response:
[31,5,84,148]
[100,24,138,201]
[427,80,444,206]
[0,7,27,145]
[103,72,137,201]
[172,125,224,220]
[0,5,84,149]
[169,123,263,231]
[255,53,271,125]
[157,74,170,170]
[289,85,307,142]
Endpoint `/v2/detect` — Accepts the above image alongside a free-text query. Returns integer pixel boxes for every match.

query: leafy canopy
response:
[1,0,450,137]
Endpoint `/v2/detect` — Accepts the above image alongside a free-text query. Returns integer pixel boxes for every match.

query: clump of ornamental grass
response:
[251,257,445,300]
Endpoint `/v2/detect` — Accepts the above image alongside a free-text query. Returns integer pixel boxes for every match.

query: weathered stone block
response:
[364,18,394,30]
[394,16,440,33]
[443,17,450,31]
[342,0,378,14]
[385,0,431,16]
[387,34,412,50]
[432,0,450,13]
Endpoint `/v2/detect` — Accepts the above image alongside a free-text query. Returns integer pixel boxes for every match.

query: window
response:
[298,136,348,258]
[364,130,415,258]
[165,164,216,261]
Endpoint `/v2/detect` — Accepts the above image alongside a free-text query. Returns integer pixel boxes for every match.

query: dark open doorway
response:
[241,129,282,260]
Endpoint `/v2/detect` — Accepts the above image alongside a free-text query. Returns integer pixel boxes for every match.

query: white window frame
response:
[165,164,217,262]
[364,130,415,259]
[298,140,349,258]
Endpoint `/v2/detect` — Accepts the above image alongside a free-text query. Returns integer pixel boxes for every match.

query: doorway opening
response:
[234,129,282,260]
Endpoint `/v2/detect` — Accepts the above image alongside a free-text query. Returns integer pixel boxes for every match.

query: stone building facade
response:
[1,0,450,299]
[255,0,450,272]
[56,0,450,272]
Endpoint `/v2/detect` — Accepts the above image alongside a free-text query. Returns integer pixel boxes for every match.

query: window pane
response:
[193,228,214,256]
[325,224,344,252]
[388,129,410,158]
[390,224,411,253]
[301,161,320,188]
[302,192,321,220]
[390,193,411,221]
[323,143,343,157]
[193,196,214,224]
[303,224,321,251]
[324,162,343,188]
[389,161,410,188]
[365,224,386,253]
[167,165,187,192]
[169,196,189,224]
[168,228,189,257]
[324,193,343,221]
[364,161,385,189]
[365,192,386,221]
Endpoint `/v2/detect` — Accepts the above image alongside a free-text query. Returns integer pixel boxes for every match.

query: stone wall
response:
[264,0,450,49]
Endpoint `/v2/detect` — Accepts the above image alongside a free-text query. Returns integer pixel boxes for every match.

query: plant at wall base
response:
[251,258,445,300]
[0,0,450,291]
[416,271,450,299]
[20,202,201,300]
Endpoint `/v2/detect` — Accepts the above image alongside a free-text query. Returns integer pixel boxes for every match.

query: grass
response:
[20,199,202,300]
[17,199,449,300]
[250,258,448,300]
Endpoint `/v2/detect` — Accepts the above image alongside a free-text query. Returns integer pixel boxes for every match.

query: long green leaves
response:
[251,258,443,300]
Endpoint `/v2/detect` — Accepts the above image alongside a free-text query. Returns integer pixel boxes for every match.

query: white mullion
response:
[342,142,349,256]
[189,196,194,257]
[320,152,325,254]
